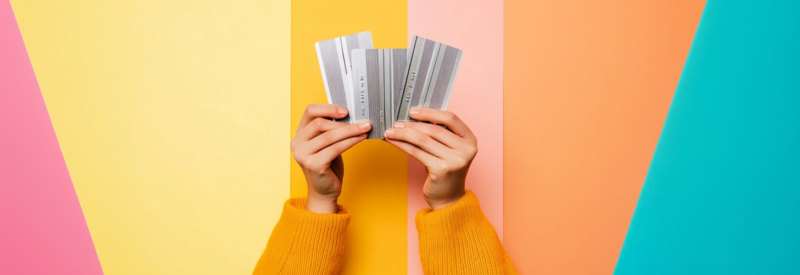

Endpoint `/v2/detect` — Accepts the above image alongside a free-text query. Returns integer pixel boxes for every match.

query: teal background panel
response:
[614,0,800,274]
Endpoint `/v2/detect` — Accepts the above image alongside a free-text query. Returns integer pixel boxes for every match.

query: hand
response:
[385,108,478,210]
[291,104,371,214]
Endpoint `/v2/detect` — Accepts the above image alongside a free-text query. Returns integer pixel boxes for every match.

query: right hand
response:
[291,104,371,214]
[384,108,478,210]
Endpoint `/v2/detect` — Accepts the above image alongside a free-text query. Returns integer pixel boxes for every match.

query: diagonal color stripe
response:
[504,1,705,274]
[615,1,800,274]
[407,1,504,274]
[10,1,291,274]
[290,1,408,274]
[0,1,103,274]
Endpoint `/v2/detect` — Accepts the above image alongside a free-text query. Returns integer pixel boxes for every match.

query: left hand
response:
[291,104,371,214]
[385,108,478,210]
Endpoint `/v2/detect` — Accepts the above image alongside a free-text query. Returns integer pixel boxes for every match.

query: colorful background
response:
[1,0,798,274]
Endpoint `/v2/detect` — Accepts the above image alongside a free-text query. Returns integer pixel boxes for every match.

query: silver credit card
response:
[396,36,463,122]
[315,31,373,123]
[350,48,408,139]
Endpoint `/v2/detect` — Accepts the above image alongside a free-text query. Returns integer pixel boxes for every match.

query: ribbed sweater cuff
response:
[261,197,350,274]
[416,191,513,274]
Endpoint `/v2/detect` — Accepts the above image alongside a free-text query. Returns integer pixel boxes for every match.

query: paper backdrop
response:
[5,1,290,274]
[2,0,799,274]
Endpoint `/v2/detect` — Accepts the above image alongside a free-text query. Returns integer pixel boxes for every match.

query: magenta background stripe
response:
[407,0,504,273]
[0,1,103,274]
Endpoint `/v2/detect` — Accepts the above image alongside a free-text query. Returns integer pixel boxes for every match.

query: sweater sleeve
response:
[252,197,350,275]
[416,190,518,275]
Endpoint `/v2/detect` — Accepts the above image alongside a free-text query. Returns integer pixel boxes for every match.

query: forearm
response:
[253,197,350,275]
[416,191,518,275]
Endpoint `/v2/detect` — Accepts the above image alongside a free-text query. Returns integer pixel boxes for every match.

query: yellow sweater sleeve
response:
[252,197,350,275]
[416,190,518,275]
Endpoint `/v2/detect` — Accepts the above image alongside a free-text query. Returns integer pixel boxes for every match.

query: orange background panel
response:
[504,1,705,274]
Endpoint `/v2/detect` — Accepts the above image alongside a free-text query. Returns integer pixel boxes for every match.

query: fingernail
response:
[410,108,421,115]
[338,107,348,115]
[358,122,371,129]
[385,129,395,135]
[394,122,405,128]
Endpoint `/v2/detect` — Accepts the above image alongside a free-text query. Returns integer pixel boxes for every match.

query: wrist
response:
[306,191,339,214]
[426,190,466,210]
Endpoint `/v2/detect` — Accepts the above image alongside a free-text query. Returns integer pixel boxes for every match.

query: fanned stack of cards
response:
[315,31,463,139]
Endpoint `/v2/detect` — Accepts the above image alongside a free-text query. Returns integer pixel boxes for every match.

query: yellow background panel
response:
[291,1,407,274]
[11,1,290,274]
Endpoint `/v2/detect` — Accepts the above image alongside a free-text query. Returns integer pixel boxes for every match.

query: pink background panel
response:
[408,0,504,274]
[0,1,103,274]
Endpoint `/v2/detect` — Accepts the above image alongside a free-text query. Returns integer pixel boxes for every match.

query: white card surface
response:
[350,48,408,139]
[396,36,463,122]
[315,31,373,123]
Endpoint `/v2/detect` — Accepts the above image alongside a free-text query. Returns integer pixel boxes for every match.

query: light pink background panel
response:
[407,0,504,274]
[0,1,103,274]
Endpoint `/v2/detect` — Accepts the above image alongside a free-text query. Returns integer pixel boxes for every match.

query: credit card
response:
[315,31,373,123]
[396,36,463,122]
[350,48,408,139]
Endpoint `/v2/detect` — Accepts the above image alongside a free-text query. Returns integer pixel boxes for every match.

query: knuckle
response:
[303,106,314,117]
[350,123,363,133]
[392,128,405,139]
[312,117,326,129]
[445,112,458,122]
[452,157,468,169]
[433,162,450,174]
[431,125,448,136]
[292,152,301,162]
[329,140,345,151]
[302,158,318,170]
[408,145,420,157]
[294,155,310,168]
[415,134,428,145]
[465,145,478,157]
[319,132,333,144]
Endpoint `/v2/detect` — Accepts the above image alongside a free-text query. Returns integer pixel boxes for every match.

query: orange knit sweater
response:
[252,191,517,274]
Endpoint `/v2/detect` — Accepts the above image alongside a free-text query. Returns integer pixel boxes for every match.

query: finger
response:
[394,121,461,149]
[408,108,474,140]
[305,121,371,153]
[295,117,349,142]
[315,134,367,164]
[298,104,349,132]
[385,128,451,159]
[385,138,440,167]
